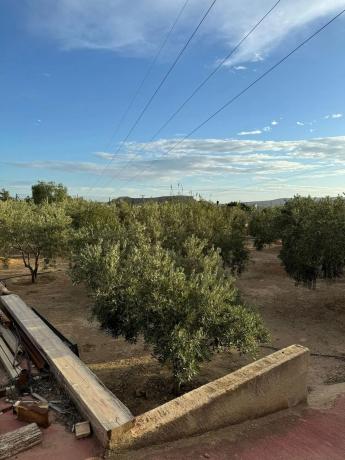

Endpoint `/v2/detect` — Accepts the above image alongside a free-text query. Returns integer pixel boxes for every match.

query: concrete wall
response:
[109,344,309,451]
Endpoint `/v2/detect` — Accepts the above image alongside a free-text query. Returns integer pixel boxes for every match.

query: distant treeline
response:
[113,195,194,204]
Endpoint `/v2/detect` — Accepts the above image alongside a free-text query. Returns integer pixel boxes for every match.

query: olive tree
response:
[72,234,268,392]
[32,181,68,205]
[0,189,11,202]
[279,196,345,287]
[0,201,71,282]
[249,207,282,250]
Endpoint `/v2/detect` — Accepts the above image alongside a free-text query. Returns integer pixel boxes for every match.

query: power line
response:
[89,0,190,192]
[90,0,218,191]
[102,0,191,154]
[114,7,345,195]
[151,0,282,141]
[103,0,282,191]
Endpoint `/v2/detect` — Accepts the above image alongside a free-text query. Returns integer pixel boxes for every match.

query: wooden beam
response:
[0,423,42,460]
[1,295,134,448]
[31,307,79,356]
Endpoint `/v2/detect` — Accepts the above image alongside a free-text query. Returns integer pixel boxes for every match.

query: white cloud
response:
[271,120,278,126]
[26,0,345,64]
[237,130,262,136]
[8,136,345,187]
[94,151,115,160]
[296,121,304,126]
[263,126,271,132]
[252,52,264,62]
[324,113,343,119]
[233,65,247,70]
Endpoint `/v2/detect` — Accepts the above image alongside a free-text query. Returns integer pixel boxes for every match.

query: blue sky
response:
[1,0,345,202]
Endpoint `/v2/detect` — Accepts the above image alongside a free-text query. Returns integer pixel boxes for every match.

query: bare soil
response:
[1,246,345,416]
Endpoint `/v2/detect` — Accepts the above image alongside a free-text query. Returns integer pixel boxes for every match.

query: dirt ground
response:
[1,245,345,416]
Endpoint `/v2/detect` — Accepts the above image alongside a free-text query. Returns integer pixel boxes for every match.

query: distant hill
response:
[113,195,195,204]
[113,196,287,207]
[244,198,290,208]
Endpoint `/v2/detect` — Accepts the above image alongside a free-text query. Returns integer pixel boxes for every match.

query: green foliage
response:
[0,190,267,386]
[67,199,249,274]
[249,207,282,250]
[0,189,11,201]
[279,196,345,287]
[0,200,71,282]
[32,181,68,205]
[227,201,252,211]
[72,235,268,390]
[132,200,249,274]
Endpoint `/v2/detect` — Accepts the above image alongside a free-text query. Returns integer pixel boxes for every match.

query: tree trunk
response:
[31,269,37,283]
[28,255,39,283]
[172,367,182,396]
[32,254,40,283]
[20,251,37,283]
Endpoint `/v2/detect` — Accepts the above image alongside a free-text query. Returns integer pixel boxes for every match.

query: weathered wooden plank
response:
[0,337,19,380]
[0,324,18,354]
[0,423,42,460]
[31,307,79,356]
[0,295,134,448]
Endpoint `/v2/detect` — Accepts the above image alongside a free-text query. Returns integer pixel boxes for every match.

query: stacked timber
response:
[0,294,134,449]
[0,336,19,380]
[0,322,21,381]
[0,304,44,380]
[0,324,18,354]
